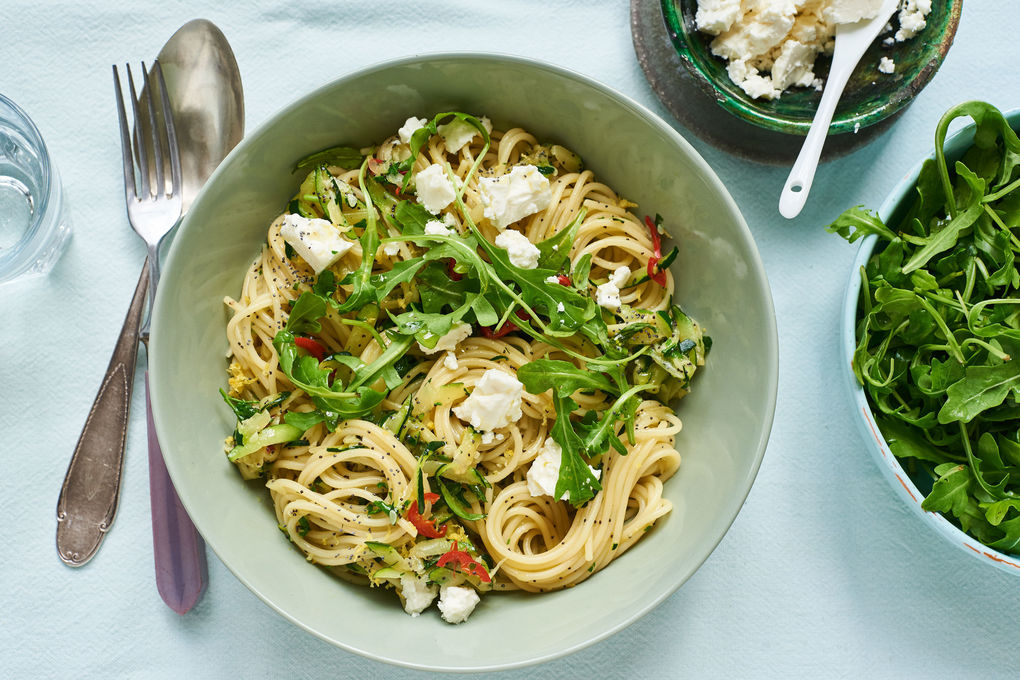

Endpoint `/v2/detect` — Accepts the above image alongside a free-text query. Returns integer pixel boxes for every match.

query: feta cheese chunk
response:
[383,242,400,257]
[878,56,895,74]
[437,116,491,153]
[400,574,437,617]
[478,165,552,229]
[443,352,459,371]
[545,275,561,284]
[895,0,930,42]
[494,229,541,269]
[424,219,454,236]
[279,213,354,274]
[438,585,480,624]
[452,368,523,434]
[695,0,742,33]
[527,437,601,501]
[418,321,471,355]
[595,265,632,311]
[414,164,457,215]
[398,116,427,145]
[824,0,883,24]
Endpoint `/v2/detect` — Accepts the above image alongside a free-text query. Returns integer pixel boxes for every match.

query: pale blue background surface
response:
[2,2,1016,678]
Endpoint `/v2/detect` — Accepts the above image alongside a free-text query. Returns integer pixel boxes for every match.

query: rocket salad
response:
[830,101,1020,553]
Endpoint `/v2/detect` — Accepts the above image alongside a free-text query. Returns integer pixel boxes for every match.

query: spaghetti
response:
[221,113,708,622]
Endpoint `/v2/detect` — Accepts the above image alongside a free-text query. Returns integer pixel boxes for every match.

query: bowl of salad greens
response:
[833,101,1020,572]
[149,53,778,671]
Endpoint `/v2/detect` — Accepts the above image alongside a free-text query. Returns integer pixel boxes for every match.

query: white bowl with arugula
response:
[835,102,1020,572]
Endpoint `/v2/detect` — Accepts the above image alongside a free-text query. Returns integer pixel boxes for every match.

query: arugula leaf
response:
[273,329,412,419]
[826,206,898,243]
[284,410,328,433]
[287,291,329,334]
[294,146,365,171]
[220,389,262,421]
[938,362,1020,424]
[517,359,617,396]
[550,393,602,507]
[369,257,427,302]
[921,464,993,538]
[535,209,585,270]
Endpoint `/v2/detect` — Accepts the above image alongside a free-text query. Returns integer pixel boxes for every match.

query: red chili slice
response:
[446,258,462,282]
[479,309,529,339]
[644,215,667,287]
[436,541,491,583]
[406,492,447,538]
[556,274,571,286]
[295,336,326,361]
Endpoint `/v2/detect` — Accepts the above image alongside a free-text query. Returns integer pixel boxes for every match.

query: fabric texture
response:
[1,2,1015,678]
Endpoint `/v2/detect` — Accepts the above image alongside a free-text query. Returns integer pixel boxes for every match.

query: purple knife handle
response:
[146,373,207,614]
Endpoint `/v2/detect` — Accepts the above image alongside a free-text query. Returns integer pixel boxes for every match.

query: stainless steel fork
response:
[56,61,181,566]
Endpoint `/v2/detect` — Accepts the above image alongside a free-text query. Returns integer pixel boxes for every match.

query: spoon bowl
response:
[154,19,244,212]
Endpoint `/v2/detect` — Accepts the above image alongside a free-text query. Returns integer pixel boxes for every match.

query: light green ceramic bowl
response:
[150,53,778,672]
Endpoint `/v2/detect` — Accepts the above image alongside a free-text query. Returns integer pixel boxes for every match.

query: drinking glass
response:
[0,93,71,285]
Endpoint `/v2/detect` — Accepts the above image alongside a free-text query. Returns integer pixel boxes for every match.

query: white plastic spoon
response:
[779,0,899,219]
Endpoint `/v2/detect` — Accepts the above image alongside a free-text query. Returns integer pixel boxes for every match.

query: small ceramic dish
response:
[662,0,961,135]
[842,107,1020,576]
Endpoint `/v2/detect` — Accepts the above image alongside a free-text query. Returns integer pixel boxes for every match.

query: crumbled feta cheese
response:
[443,352,459,370]
[279,213,354,274]
[595,265,631,311]
[526,437,601,501]
[478,165,552,229]
[695,0,743,34]
[414,164,457,214]
[878,56,895,74]
[383,242,400,257]
[424,219,453,236]
[400,574,437,617]
[556,302,566,313]
[438,585,480,624]
[895,0,930,42]
[418,321,471,355]
[443,212,457,227]
[437,116,491,153]
[824,0,883,24]
[398,116,428,145]
[696,0,927,100]
[545,275,561,284]
[452,369,523,435]
[480,431,505,445]
[494,229,541,269]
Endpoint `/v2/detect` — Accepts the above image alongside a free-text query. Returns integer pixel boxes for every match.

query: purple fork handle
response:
[145,373,207,614]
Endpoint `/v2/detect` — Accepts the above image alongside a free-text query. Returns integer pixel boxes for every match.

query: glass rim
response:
[0,92,56,269]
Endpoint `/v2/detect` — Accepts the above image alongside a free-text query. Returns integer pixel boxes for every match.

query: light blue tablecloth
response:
[3,2,1016,678]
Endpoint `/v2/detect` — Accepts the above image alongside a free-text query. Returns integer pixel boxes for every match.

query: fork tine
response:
[153,60,182,198]
[112,65,136,201]
[125,63,150,198]
[141,61,164,198]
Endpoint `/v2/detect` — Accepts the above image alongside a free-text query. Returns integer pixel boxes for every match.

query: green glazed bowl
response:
[662,0,961,135]
[150,53,778,671]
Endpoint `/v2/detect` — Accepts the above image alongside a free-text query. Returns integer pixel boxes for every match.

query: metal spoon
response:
[778,0,898,218]
[56,19,243,611]
[142,19,244,614]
